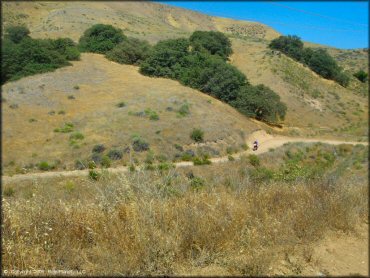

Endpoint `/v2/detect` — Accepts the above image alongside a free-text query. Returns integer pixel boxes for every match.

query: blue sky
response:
[160,1,368,49]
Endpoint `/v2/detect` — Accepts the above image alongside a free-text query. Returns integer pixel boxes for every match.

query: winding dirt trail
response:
[2,131,367,184]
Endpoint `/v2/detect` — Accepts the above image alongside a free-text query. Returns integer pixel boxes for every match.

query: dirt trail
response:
[2,131,367,184]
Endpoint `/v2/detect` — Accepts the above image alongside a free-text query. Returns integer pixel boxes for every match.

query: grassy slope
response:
[3,142,368,275]
[2,53,259,174]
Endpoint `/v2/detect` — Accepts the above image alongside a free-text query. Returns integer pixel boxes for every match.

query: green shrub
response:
[157,162,175,171]
[5,25,30,43]
[190,176,205,190]
[269,35,349,87]
[2,34,78,84]
[69,132,84,140]
[73,85,80,90]
[353,70,368,83]
[106,37,151,65]
[88,161,97,169]
[116,101,126,108]
[190,128,204,142]
[177,102,190,117]
[139,38,190,78]
[68,95,75,100]
[232,84,287,122]
[91,153,102,164]
[92,144,106,153]
[132,135,150,152]
[193,155,211,165]
[147,109,159,120]
[78,24,126,54]
[248,154,260,167]
[54,122,74,133]
[108,149,123,160]
[88,169,100,181]
[38,161,53,171]
[189,31,232,60]
[228,155,235,161]
[101,155,111,168]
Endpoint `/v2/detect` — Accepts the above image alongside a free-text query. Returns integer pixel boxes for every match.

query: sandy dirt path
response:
[2,131,367,184]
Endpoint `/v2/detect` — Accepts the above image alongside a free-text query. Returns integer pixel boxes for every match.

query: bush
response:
[88,169,101,181]
[178,102,190,117]
[5,25,30,43]
[232,84,287,122]
[101,155,111,168]
[54,122,74,133]
[144,108,159,121]
[178,52,247,102]
[269,35,304,61]
[190,176,205,190]
[116,102,126,108]
[248,154,260,167]
[353,70,368,83]
[189,30,233,60]
[190,128,204,142]
[92,144,106,153]
[132,135,150,152]
[91,153,102,164]
[78,24,126,54]
[108,149,123,160]
[38,161,53,171]
[157,162,175,171]
[2,35,77,84]
[139,38,190,78]
[269,35,349,87]
[106,37,151,65]
[193,155,211,165]
[69,132,84,140]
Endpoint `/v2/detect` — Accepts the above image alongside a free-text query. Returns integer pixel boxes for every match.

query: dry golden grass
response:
[2,53,259,175]
[3,143,368,275]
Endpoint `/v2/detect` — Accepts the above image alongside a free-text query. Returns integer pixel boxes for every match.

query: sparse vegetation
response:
[54,122,74,133]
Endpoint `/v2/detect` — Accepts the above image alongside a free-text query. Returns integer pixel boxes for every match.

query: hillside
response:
[2,1,368,276]
[2,53,260,175]
[2,1,368,141]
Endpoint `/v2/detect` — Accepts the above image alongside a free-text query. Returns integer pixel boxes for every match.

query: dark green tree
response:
[5,25,30,43]
[189,31,232,60]
[269,35,304,61]
[139,38,190,78]
[232,84,287,122]
[78,24,126,54]
[178,52,248,102]
[106,37,152,65]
